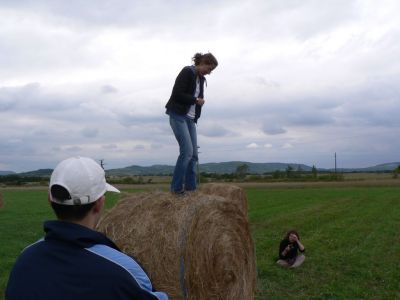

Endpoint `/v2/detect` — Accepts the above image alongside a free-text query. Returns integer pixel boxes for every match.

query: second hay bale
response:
[97,184,256,300]
[200,183,248,215]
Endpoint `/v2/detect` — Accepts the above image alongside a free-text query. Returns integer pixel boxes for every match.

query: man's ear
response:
[93,196,105,214]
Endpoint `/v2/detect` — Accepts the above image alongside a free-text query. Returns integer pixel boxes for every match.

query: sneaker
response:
[172,190,185,196]
[185,189,196,194]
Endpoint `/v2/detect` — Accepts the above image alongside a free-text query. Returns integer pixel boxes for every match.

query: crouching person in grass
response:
[277,229,306,268]
[6,156,168,300]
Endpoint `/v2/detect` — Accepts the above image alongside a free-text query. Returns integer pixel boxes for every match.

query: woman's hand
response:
[282,244,292,256]
[289,233,305,251]
[196,98,205,106]
[292,235,305,251]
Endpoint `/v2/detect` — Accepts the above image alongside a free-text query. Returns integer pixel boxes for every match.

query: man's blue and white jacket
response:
[6,220,168,300]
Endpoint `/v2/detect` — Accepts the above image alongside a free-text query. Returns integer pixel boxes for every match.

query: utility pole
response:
[99,159,105,170]
[334,152,337,175]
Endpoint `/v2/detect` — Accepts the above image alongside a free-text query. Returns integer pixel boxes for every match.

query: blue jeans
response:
[169,112,198,192]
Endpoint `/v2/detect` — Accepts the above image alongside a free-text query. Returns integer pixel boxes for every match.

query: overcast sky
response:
[1,0,399,172]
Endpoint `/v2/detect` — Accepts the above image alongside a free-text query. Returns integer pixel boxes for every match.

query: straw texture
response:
[97,184,256,300]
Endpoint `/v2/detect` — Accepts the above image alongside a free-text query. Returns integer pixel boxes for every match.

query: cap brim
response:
[106,183,120,193]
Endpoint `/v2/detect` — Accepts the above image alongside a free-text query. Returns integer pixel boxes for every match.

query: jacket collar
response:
[44,220,119,250]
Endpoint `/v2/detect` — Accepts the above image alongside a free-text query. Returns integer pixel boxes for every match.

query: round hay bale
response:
[200,183,248,216]
[97,189,256,300]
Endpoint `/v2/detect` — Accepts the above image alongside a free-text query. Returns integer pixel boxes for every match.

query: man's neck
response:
[70,216,96,230]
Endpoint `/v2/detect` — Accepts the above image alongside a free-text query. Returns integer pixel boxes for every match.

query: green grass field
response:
[248,187,400,299]
[1,186,399,299]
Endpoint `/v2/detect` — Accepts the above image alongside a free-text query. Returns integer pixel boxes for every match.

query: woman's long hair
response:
[192,52,218,66]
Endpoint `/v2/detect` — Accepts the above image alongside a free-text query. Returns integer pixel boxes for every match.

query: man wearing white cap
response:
[6,156,168,300]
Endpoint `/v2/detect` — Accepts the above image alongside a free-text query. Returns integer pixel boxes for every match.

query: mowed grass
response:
[1,186,400,299]
[248,187,400,300]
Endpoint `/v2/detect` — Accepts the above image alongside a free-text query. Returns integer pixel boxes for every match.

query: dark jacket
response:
[279,238,305,260]
[6,220,168,300]
[165,66,205,123]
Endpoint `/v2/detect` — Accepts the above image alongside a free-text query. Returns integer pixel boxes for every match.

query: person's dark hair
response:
[50,184,96,221]
[284,229,300,240]
[192,52,218,67]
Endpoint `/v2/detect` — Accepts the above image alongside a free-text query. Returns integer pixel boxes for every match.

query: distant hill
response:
[105,162,311,176]
[0,171,15,176]
[16,169,53,177]
[354,162,400,172]
[106,165,174,176]
[324,162,400,173]
[106,161,400,175]
[2,161,399,177]
[199,161,312,173]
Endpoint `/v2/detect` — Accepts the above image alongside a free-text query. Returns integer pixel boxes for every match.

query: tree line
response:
[1,164,400,186]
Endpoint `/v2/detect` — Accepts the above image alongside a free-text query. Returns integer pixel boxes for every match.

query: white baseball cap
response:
[49,156,120,205]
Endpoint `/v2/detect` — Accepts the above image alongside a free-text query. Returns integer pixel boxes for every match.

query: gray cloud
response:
[1,0,399,171]
[262,124,286,135]
[102,144,118,150]
[81,127,99,138]
[286,110,335,126]
[0,83,40,111]
[199,124,231,138]
[134,144,146,151]
[101,85,118,94]
[65,146,83,152]
[252,76,280,88]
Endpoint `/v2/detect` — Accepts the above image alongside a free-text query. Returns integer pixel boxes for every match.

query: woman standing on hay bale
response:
[277,229,306,268]
[165,52,218,194]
